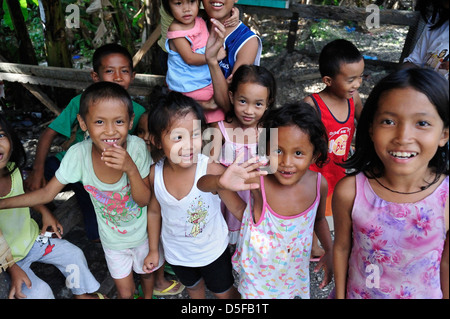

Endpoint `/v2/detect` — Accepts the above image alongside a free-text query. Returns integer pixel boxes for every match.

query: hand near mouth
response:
[101,143,137,175]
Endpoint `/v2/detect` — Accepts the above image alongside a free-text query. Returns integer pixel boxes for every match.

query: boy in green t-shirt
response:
[25,44,146,241]
[1,82,158,299]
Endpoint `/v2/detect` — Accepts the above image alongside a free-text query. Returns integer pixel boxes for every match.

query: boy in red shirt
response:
[304,39,364,258]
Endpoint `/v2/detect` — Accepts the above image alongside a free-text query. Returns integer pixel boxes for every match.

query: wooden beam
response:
[0,62,166,96]
[133,24,162,68]
[238,3,419,26]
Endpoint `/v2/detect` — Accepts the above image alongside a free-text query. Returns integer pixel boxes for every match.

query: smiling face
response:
[267,125,317,186]
[77,98,134,156]
[91,53,135,90]
[230,82,269,129]
[0,125,11,173]
[370,87,449,179]
[201,0,237,22]
[159,111,202,168]
[169,0,199,25]
[326,59,364,100]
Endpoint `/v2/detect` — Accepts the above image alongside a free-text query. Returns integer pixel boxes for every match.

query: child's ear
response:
[439,127,449,147]
[228,91,234,103]
[149,135,161,149]
[322,76,332,87]
[129,114,135,131]
[91,70,100,83]
[77,114,88,132]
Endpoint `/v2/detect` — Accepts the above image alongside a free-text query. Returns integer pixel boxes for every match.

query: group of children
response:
[0,0,448,300]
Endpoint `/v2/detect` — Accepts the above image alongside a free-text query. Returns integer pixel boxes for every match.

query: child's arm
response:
[24,127,59,191]
[143,166,161,273]
[169,21,226,65]
[199,156,267,221]
[0,176,65,210]
[7,263,31,299]
[101,144,151,207]
[332,175,357,299]
[34,205,63,238]
[353,91,363,122]
[206,19,232,113]
[313,176,334,289]
[441,196,449,299]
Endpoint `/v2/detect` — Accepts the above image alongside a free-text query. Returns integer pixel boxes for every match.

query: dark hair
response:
[259,102,328,168]
[148,91,206,162]
[226,64,277,122]
[416,0,449,30]
[319,39,363,78]
[79,81,134,120]
[92,43,133,73]
[343,67,449,178]
[0,113,26,177]
[162,0,200,17]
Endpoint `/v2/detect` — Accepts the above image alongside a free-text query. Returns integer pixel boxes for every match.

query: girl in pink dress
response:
[209,65,277,244]
[333,68,449,299]
[199,102,334,298]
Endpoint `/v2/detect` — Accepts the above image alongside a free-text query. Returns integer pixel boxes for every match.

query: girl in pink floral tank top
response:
[333,68,449,299]
[347,173,448,298]
[199,102,334,298]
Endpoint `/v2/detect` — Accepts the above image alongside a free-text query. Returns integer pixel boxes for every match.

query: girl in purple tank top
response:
[333,68,449,299]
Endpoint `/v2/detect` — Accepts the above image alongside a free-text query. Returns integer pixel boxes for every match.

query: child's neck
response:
[91,147,123,184]
[163,157,198,201]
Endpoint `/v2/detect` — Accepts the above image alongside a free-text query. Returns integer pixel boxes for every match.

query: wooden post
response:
[286,12,299,53]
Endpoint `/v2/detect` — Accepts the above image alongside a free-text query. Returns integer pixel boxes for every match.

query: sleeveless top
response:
[218,22,262,79]
[217,121,258,166]
[154,154,229,267]
[309,93,355,195]
[347,173,449,299]
[232,174,322,299]
[0,165,39,262]
[165,17,212,93]
[217,121,258,242]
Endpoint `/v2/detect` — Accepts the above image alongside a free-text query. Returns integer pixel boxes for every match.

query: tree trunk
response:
[40,0,72,68]
[109,0,135,56]
[5,0,38,65]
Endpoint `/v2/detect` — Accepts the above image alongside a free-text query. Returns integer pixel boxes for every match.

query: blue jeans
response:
[44,156,99,240]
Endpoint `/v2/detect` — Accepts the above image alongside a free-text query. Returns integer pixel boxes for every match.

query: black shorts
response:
[170,248,234,294]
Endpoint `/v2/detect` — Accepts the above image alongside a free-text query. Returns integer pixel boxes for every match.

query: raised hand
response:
[218,153,268,192]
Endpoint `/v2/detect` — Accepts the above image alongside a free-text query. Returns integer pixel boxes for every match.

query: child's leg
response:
[185,278,206,299]
[36,238,101,296]
[213,285,240,299]
[201,248,239,299]
[113,273,136,299]
[170,264,206,299]
[139,272,155,299]
[14,246,54,299]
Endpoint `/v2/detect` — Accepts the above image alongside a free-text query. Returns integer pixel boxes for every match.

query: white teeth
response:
[211,2,223,7]
[390,151,417,158]
[104,139,117,143]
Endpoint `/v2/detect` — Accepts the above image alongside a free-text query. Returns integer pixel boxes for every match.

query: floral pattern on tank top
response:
[347,174,448,299]
[232,175,321,299]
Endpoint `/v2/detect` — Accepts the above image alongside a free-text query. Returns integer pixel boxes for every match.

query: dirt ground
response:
[1,16,405,300]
